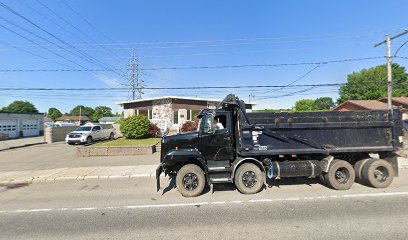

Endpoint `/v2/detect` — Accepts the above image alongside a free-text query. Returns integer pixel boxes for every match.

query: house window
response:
[173,110,178,124]
[187,109,191,121]
[138,110,148,118]
[148,109,152,120]
[192,110,200,121]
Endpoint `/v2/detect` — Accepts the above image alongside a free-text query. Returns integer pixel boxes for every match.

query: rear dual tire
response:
[355,159,394,188]
[321,160,355,190]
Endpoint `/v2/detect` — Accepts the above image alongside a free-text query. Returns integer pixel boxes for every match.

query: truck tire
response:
[86,136,93,144]
[234,163,264,194]
[354,158,371,184]
[109,133,114,140]
[176,164,206,197]
[361,159,394,188]
[323,159,355,190]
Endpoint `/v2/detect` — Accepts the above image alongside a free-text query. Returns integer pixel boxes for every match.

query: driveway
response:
[0,142,159,172]
[0,136,45,151]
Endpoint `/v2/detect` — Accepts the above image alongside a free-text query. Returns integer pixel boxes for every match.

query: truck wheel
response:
[361,159,394,188]
[354,158,371,184]
[109,133,114,140]
[234,163,264,194]
[323,160,355,190]
[86,136,93,144]
[176,164,206,197]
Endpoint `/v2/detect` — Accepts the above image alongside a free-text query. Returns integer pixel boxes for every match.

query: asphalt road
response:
[1,169,408,239]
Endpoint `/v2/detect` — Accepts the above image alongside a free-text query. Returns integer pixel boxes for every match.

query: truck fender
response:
[163,149,207,172]
[231,158,266,180]
[320,156,335,173]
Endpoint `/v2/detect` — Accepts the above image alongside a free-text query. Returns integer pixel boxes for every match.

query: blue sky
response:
[0,0,407,113]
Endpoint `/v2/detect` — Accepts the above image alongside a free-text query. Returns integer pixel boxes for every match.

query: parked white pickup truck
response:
[65,123,115,145]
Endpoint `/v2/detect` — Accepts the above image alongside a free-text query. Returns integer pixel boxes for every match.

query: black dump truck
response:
[156,94,404,197]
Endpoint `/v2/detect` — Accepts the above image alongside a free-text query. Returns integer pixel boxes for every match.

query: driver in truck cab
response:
[213,117,224,130]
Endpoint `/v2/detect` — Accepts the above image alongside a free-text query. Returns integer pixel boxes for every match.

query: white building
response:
[0,113,44,139]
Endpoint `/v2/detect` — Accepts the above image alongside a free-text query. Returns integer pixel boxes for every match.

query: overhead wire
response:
[0,1,126,83]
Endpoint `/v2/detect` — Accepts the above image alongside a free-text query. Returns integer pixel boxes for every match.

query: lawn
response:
[93,138,161,147]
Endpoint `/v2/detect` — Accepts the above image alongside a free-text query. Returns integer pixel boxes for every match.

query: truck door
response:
[199,112,234,160]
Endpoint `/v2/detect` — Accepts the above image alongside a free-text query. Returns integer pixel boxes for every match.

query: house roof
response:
[332,100,388,111]
[379,96,408,107]
[98,117,120,122]
[55,115,91,121]
[116,96,257,105]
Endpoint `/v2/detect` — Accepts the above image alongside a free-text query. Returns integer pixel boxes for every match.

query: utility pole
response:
[374,30,408,116]
[79,106,82,125]
[128,49,142,100]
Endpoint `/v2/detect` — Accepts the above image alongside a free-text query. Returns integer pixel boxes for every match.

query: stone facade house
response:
[117,96,255,132]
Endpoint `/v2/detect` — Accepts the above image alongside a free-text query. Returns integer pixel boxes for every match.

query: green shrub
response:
[121,115,150,139]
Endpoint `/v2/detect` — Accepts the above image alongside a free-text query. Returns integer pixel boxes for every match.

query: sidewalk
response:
[0,136,45,151]
[0,165,158,184]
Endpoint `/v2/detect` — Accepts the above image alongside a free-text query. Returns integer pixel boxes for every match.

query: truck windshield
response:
[199,114,213,133]
[75,126,92,131]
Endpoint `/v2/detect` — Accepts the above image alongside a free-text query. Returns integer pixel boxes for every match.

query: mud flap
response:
[156,164,163,192]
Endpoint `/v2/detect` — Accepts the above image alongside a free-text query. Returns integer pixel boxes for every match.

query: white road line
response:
[248,199,274,203]
[1,191,408,214]
[342,192,408,198]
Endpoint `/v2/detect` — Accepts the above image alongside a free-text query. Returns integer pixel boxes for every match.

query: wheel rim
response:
[373,166,388,182]
[183,173,199,191]
[87,138,91,143]
[242,171,257,188]
[335,167,350,184]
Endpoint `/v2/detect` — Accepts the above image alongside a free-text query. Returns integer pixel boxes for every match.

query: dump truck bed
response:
[239,110,404,156]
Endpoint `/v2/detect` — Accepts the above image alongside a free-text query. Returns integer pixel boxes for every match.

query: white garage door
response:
[22,119,39,137]
[0,119,19,138]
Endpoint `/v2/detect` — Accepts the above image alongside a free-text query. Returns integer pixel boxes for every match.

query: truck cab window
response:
[202,115,212,133]
[214,115,227,130]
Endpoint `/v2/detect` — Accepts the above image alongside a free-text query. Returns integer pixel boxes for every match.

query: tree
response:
[293,99,315,111]
[338,63,408,104]
[69,105,95,118]
[47,108,62,120]
[121,115,151,139]
[1,101,38,114]
[92,106,113,122]
[313,97,335,110]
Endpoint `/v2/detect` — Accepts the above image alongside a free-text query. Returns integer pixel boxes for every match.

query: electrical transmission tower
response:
[128,49,142,100]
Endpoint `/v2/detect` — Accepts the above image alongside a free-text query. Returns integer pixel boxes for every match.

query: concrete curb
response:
[0,142,46,152]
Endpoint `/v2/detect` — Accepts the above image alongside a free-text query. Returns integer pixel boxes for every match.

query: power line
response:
[58,0,118,44]
[23,28,402,46]
[0,84,345,91]
[0,1,125,80]
[33,0,124,65]
[0,56,385,72]
[256,64,324,99]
